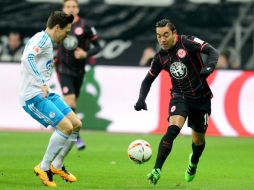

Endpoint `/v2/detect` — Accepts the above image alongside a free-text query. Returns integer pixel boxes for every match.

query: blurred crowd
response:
[0,31,25,62]
[0,31,249,70]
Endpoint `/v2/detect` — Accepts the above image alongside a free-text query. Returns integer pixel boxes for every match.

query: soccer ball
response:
[127,139,152,164]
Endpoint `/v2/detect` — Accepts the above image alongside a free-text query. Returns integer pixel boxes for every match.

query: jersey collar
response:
[43,30,55,46]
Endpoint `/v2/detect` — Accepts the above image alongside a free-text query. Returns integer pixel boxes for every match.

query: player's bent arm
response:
[86,25,102,57]
[86,39,102,57]
[22,53,46,86]
[201,44,219,70]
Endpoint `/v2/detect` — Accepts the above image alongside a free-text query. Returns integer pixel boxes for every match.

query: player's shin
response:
[154,125,181,169]
[185,142,205,182]
[191,142,205,164]
[40,130,69,171]
[52,131,79,169]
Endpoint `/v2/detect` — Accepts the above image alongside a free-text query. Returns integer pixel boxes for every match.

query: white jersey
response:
[19,31,54,106]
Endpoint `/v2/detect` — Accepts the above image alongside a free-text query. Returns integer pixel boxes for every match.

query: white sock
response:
[40,130,69,171]
[52,131,79,169]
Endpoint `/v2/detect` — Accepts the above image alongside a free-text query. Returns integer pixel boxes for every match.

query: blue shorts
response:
[23,93,72,128]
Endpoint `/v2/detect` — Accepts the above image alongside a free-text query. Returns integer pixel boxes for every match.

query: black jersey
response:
[149,35,217,101]
[55,17,101,76]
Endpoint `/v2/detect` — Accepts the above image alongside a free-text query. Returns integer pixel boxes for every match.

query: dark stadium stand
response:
[0,0,253,68]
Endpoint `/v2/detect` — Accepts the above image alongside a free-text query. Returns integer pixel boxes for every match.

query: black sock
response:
[191,142,205,165]
[154,125,180,170]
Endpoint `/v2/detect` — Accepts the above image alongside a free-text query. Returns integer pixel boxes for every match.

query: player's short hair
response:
[46,11,74,29]
[156,19,176,32]
[63,0,78,5]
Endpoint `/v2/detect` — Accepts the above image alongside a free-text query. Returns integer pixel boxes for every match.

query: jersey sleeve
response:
[149,54,163,77]
[85,25,98,41]
[22,36,49,85]
[85,25,101,57]
[183,35,209,53]
[184,35,219,70]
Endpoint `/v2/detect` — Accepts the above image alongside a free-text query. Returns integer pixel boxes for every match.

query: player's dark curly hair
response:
[156,19,176,32]
[46,11,74,29]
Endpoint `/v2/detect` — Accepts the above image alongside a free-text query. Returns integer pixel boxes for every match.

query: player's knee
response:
[62,124,73,135]
[192,137,205,145]
[72,119,82,132]
[57,118,74,135]
[192,129,205,145]
[193,140,205,146]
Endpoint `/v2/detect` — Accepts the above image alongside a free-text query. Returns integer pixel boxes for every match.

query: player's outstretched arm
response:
[134,73,156,111]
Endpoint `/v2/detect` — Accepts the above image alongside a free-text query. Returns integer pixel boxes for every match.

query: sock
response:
[51,131,79,169]
[191,142,205,165]
[154,125,180,169]
[40,130,69,171]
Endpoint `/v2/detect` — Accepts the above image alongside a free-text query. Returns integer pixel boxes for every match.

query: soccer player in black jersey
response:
[134,19,219,185]
[55,0,101,150]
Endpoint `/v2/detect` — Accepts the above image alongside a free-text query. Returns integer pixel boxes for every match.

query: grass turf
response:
[0,131,253,189]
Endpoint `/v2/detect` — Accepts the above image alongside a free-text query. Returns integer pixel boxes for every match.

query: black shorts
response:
[57,73,84,98]
[169,97,211,133]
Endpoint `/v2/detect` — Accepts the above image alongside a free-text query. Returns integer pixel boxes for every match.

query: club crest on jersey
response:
[177,49,186,58]
[63,35,78,50]
[45,60,53,74]
[49,112,55,118]
[75,27,83,35]
[170,62,187,79]
[63,86,69,94]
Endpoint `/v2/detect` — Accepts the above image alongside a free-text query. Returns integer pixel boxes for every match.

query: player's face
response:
[54,24,72,44]
[156,26,176,51]
[63,0,79,18]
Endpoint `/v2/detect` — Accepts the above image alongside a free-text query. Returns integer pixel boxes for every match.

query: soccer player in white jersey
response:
[19,11,81,187]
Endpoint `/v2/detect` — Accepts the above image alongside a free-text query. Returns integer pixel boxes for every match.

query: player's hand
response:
[200,66,214,78]
[134,99,147,111]
[74,48,87,59]
[41,85,49,98]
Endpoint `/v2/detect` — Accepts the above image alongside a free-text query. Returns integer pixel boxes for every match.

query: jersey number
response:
[204,113,209,125]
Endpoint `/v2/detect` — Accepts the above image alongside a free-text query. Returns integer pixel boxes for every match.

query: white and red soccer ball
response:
[127,139,152,164]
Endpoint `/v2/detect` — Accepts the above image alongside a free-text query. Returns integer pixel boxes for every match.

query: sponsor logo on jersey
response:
[170,62,187,79]
[194,37,204,45]
[75,27,83,35]
[177,49,186,58]
[63,35,78,50]
[33,46,39,54]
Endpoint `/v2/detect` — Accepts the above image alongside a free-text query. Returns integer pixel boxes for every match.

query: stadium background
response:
[0,0,253,137]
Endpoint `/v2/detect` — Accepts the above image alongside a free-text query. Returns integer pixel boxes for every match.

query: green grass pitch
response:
[0,131,253,190]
